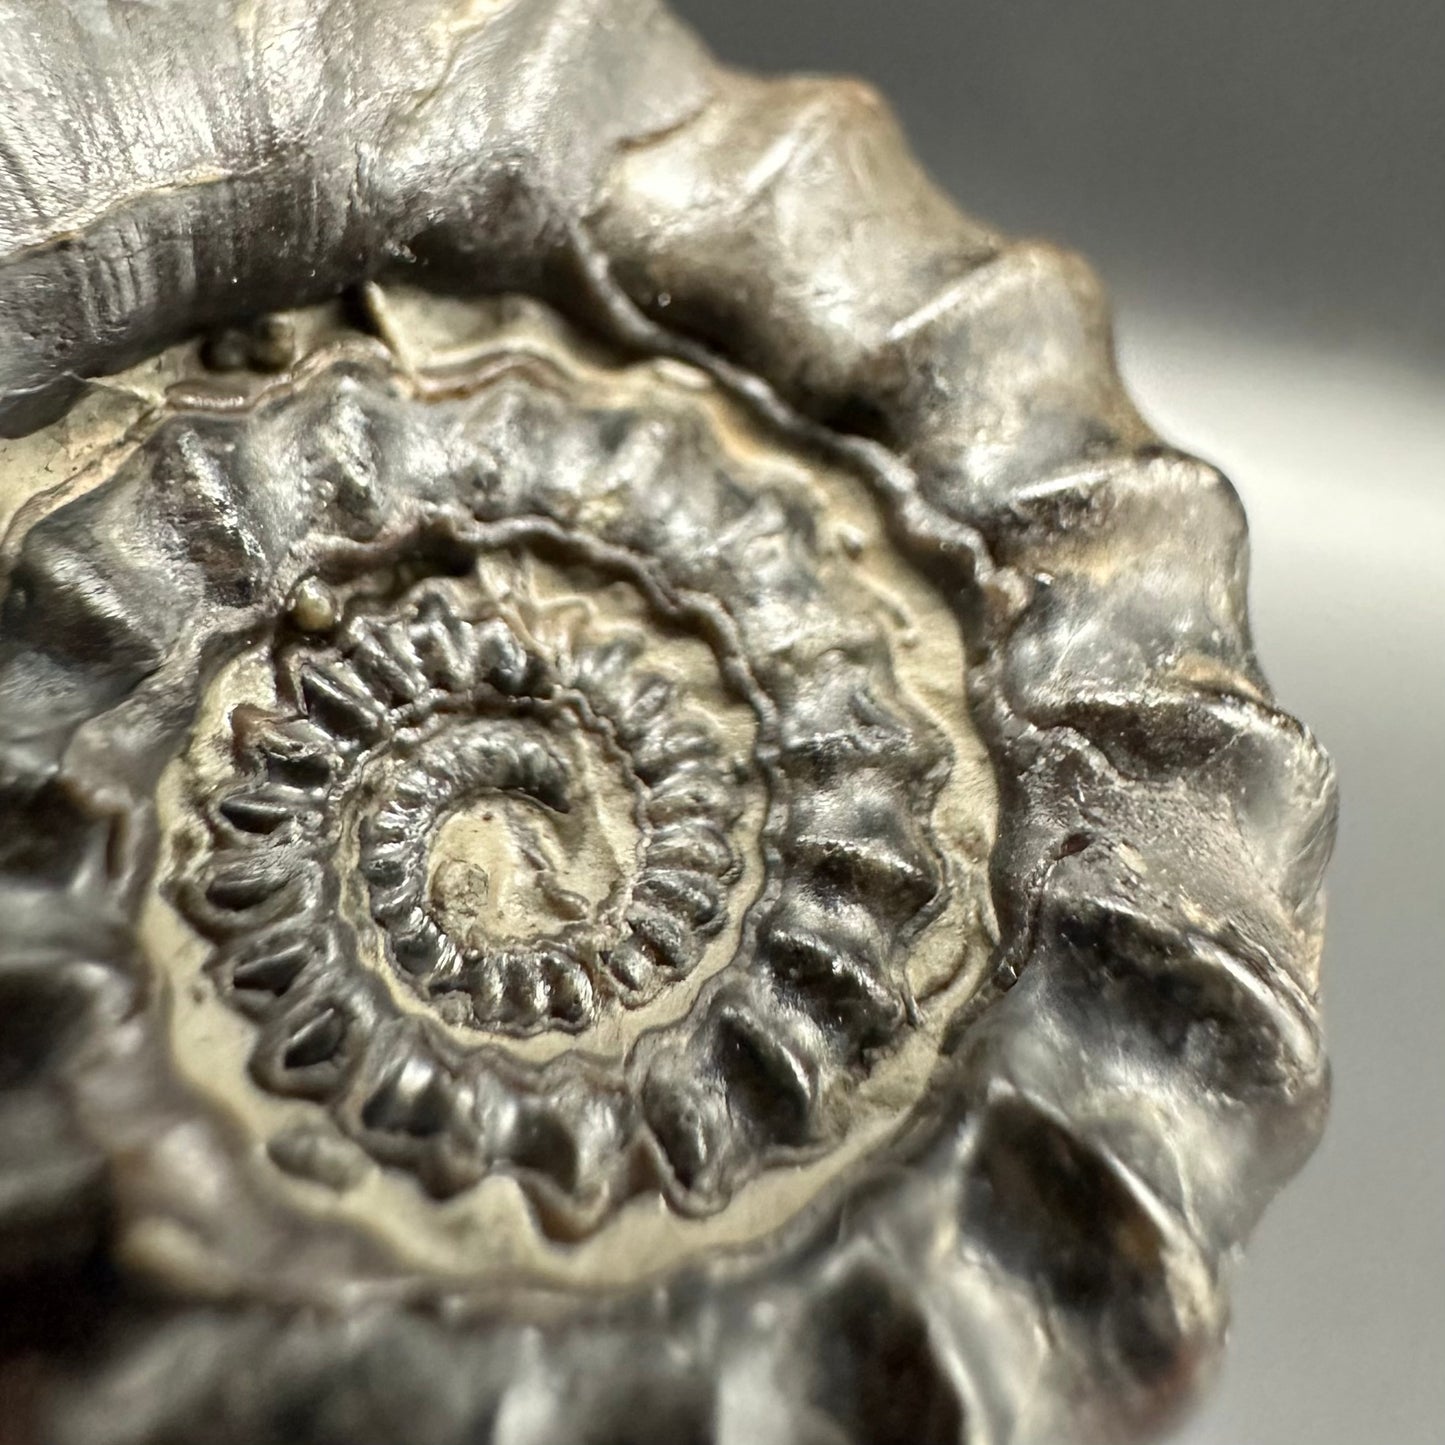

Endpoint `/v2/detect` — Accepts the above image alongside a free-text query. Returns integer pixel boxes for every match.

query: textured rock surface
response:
[0,3,1333,1442]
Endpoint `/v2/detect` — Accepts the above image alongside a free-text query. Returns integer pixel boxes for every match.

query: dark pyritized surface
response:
[0,3,1333,1444]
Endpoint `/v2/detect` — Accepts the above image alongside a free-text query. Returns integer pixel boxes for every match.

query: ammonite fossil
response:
[0,4,1334,1443]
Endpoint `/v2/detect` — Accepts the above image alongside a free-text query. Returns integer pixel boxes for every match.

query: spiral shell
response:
[0,3,1333,1443]
[137,315,988,1250]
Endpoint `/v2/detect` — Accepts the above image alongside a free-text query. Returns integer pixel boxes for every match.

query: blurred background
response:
[672,4,1444,1442]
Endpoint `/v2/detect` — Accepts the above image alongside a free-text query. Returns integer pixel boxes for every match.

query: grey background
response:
[672,4,1444,1442]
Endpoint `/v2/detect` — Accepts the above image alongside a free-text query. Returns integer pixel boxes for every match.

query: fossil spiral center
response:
[425,744,634,954]
[132,293,999,1289]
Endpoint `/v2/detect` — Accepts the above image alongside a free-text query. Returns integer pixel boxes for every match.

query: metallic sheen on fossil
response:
[0,3,1334,1444]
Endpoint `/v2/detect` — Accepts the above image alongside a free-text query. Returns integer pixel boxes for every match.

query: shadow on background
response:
[673,4,1445,1442]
